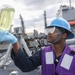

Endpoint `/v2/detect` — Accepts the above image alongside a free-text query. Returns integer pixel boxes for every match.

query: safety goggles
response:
[45,26,60,35]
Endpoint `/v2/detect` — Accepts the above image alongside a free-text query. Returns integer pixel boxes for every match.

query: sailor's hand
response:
[0,30,17,44]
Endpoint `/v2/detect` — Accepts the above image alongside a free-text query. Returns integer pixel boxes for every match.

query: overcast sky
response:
[0,0,75,33]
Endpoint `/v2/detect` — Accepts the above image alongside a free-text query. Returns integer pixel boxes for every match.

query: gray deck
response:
[0,59,41,75]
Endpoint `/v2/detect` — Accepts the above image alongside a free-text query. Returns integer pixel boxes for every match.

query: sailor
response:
[0,17,75,75]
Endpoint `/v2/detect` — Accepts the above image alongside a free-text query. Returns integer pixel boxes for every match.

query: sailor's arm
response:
[12,42,20,54]
[11,47,42,72]
[11,39,42,72]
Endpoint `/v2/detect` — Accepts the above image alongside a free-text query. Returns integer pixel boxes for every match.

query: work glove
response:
[0,30,17,44]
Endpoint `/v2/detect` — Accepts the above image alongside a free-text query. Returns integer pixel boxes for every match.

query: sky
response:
[0,0,75,33]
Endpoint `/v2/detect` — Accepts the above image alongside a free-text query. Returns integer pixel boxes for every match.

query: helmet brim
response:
[67,31,74,39]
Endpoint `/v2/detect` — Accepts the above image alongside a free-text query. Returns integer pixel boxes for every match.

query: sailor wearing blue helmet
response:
[0,17,75,75]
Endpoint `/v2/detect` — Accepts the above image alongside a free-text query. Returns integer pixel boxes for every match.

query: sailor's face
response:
[47,27,60,43]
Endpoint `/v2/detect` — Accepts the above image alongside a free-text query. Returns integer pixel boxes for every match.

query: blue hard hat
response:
[48,17,74,39]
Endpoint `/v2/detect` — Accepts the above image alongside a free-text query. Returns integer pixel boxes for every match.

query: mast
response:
[69,0,71,8]
[44,10,47,28]
[19,14,25,34]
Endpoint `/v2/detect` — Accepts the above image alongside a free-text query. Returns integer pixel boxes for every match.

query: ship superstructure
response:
[56,5,75,35]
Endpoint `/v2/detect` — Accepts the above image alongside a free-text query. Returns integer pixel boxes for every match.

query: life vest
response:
[41,44,75,75]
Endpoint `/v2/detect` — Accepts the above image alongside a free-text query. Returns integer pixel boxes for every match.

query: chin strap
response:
[53,31,62,44]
